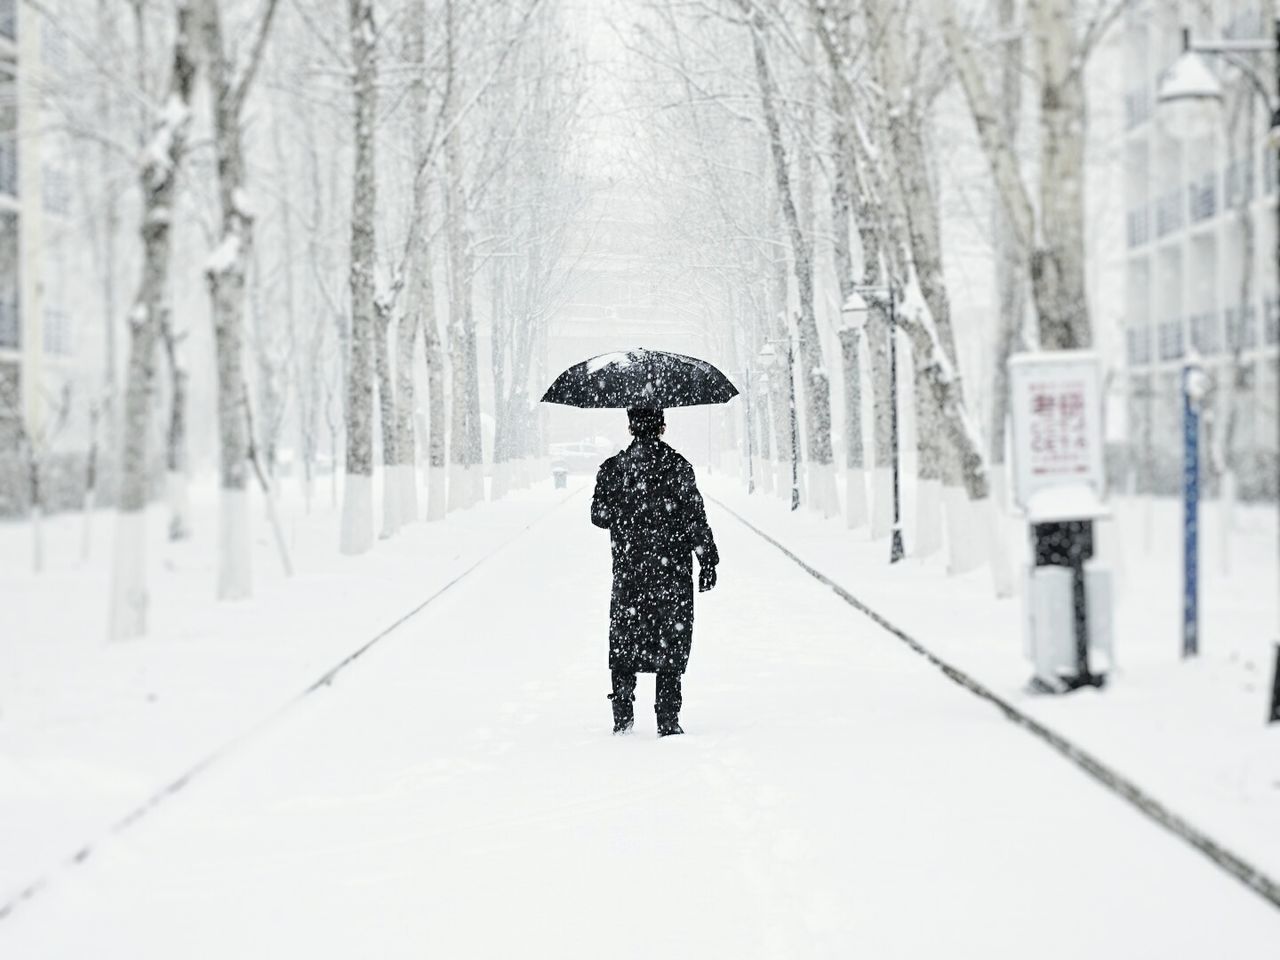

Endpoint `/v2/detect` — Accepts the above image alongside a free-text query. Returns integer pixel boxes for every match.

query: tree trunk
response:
[423,289,447,520]
[444,0,481,511]
[375,299,399,537]
[830,83,867,528]
[340,0,378,554]
[1030,0,1091,349]
[199,0,278,598]
[989,0,1025,472]
[389,0,431,527]
[489,266,509,501]
[837,328,867,528]
[913,356,944,558]
[109,5,197,641]
[160,309,190,541]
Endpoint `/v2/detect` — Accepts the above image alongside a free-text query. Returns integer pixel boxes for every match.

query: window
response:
[1189,312,1221,354]
[1188,173,1216,222]
[0,0,15,42]
[1126,326,1151,366]
[0,75,15,197]
[1124,87,1151,131]
[1225,306,1258,351]
[42,165,70,216]
[42,306,72,355]
[40,20,67,74]
[0,361,18,451]
[1155,190,1184,236]
[1157,320,1184,361]
[0,209,17,349]
[1126,206,1149,248]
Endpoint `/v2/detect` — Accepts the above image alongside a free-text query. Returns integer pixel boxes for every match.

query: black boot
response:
[656,670,683,737]
[609,694,635,734]
[609,671,636,734]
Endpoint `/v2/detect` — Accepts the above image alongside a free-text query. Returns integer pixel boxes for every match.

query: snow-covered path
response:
[4,493,1278,957]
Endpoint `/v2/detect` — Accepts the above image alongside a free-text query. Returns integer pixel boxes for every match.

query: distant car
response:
[548,438,616,474]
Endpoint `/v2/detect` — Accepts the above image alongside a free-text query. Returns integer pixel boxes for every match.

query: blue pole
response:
[1182,365,1200,658]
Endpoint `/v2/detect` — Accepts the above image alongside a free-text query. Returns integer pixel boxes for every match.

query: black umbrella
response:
[540,348,739,409]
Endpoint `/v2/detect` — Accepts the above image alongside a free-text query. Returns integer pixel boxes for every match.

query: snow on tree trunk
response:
[395,298,420,524]
[340,0,378,555]
[387,0,431,528]
[81,399,102,562]
[913,358,943,558]
[895,267,991,509]
[374,299,399,538]
[444,0,481,512]
[108,5,197,642]
[489,269,509,503]
[986,0,1023,599]
[831,95,867,528]
[865,301,894,539]
[423,299,447,521]
[160,310,190,541]
[199,0,279,597]
[838,329,867,528]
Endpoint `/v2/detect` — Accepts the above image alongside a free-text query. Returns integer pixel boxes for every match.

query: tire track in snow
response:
[708,495,1280,914]
[0,486,587,923]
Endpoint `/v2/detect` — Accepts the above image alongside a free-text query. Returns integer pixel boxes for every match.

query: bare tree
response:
[197,0,280,595]
[936,0,1122,350]
[738,0,836,516]
[109,2,198,641]
[339,0,378,554]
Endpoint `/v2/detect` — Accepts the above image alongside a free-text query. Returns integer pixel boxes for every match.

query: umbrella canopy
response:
[540,348,739,409]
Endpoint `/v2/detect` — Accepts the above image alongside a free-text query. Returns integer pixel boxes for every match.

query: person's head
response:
[627,406,665,439]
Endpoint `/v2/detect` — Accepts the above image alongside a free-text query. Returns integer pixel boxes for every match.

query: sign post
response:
[1009,351,1110,692]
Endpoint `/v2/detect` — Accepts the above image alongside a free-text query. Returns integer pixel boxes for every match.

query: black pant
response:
[611,670,682,719]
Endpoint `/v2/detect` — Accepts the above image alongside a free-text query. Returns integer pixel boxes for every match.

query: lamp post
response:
[1182,355,1210,658]
[1157,19,1280,710]
[843,286,904,563]
[759,339,800,511]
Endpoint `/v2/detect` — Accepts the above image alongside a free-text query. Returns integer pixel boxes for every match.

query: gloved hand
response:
[698,563,717,593]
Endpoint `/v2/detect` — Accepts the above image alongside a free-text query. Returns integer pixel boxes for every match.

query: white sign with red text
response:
[1008,351,1106,514]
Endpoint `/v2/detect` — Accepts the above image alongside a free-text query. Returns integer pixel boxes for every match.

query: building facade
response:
[0,0,92,513]
[1122,0,1280,498]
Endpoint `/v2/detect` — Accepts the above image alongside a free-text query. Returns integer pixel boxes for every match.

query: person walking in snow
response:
[591,407,718,737]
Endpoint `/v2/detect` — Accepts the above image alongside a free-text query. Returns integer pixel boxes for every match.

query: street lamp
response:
[1157,19,1280,713]
[1157,32,1224,141]
[843,286,904,564]
[759,338,800,511]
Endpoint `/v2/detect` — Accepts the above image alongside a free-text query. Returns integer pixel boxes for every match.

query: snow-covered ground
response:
[2,470,1279,956]
[0,476,579,908]
[707,473,1280,882]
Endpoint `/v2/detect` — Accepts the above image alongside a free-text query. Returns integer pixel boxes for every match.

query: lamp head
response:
[840,290,870,331]
[1157,50,1223,141]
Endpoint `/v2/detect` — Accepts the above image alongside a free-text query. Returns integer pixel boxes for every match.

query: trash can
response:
[551,461,568,489]
[1022,485,1112,693]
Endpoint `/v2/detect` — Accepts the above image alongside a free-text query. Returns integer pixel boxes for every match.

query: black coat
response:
[591,438,718,674]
